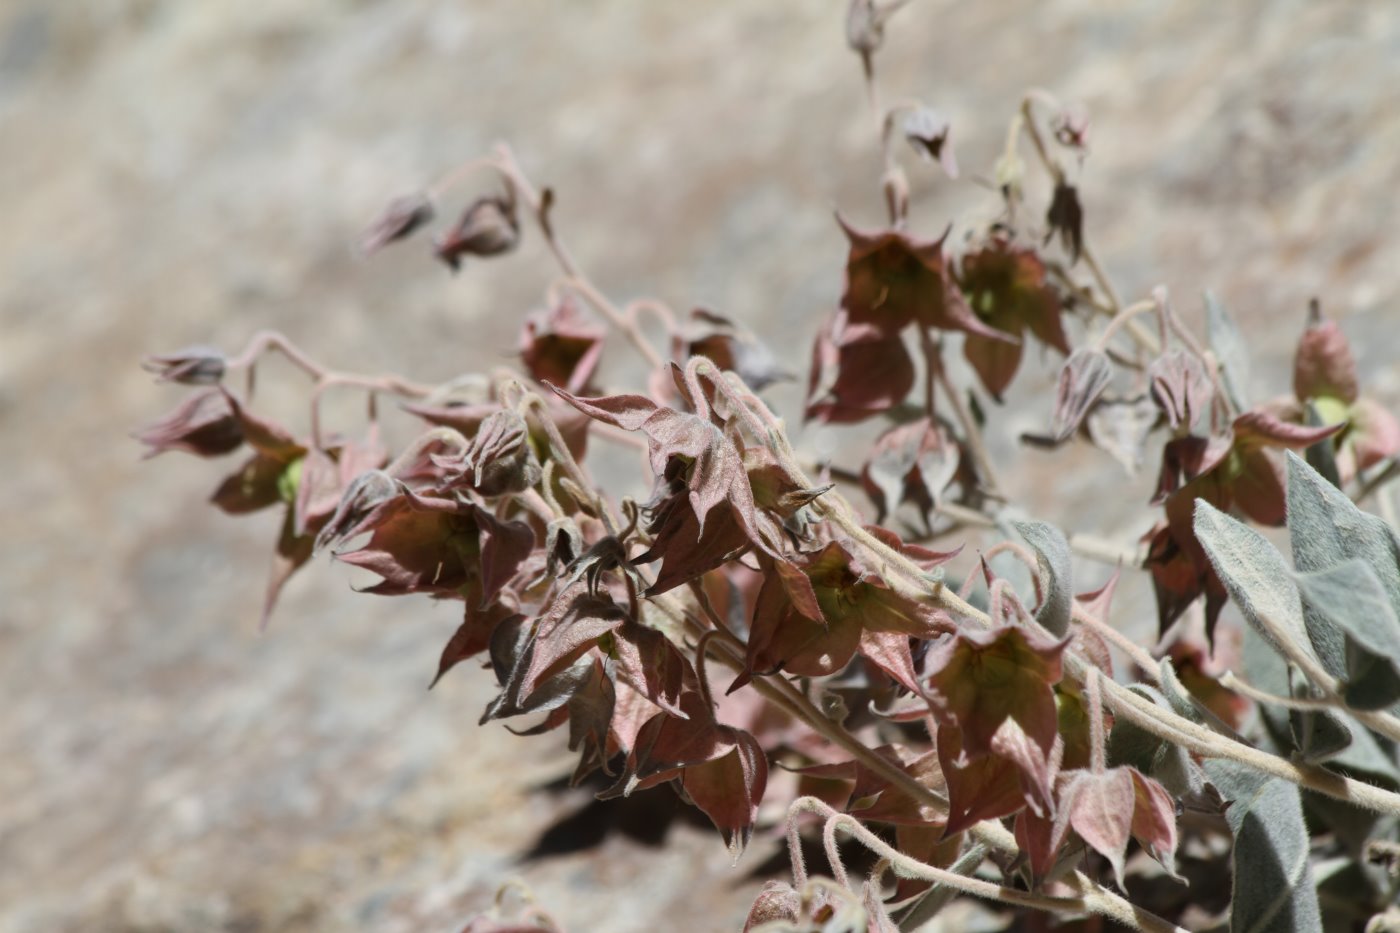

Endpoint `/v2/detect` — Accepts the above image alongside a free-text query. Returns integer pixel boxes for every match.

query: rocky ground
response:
[3,1,1399,930]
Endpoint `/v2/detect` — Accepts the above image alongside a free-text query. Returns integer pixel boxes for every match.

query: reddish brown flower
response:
[134,389,244,459]
[837,214,1015,342]
[804,312,915,424]
[520,296,604,394]
[606,690,768,860]
[958,235,1069,400]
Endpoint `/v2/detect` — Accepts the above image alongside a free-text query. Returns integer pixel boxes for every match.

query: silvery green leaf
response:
[1106,684,1205,799]
[1304,794,1387,856]
[1203,759,1323,933]
[1206,291,1251,411]
[1287,451,1400,703]
[1294,559,1400,709]
[1013,521,1072,637]
[1340,650,1400,711]
[1239,614,1363,764]
[1194,499,1321,671]
[1287,450,1400,621]
[1321,709,1400,788]
[1157,659,1201,722]
[1301,400,1342,489]
[1288,700,1353,763]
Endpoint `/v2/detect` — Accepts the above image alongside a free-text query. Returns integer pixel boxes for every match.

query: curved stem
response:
[495,142,669,374]
[1103,675,1400,815]
[1219,670,1334,712]
[1094,299,1159,355]
[308,371,433,449]
[1072,605,1160,682]
[790,798,1187,933]
[558,275,668,371]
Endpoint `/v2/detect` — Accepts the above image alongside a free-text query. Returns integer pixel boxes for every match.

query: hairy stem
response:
[790,798,1187,933]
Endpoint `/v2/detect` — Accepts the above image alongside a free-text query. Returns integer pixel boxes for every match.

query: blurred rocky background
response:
[2,1,1399,930]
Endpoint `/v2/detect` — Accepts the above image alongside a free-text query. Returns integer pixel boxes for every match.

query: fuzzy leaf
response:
[1286,450,1400,661]
[1014,521,1073,637]
[1193,500,1320,670]
[1106,685,1207,801]
[1290,701,1353,764]
[1204,759,1323,933]
[1206,291,1252,411]
[1295,560,1400,710]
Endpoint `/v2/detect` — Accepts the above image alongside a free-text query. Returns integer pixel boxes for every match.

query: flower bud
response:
[314,470,399,553]
[134,389,244,458]
[359,192,435,255]
[902,107,958,178]
[845,0,884,55]
[141,346,226,385]
[433,193,519,272]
